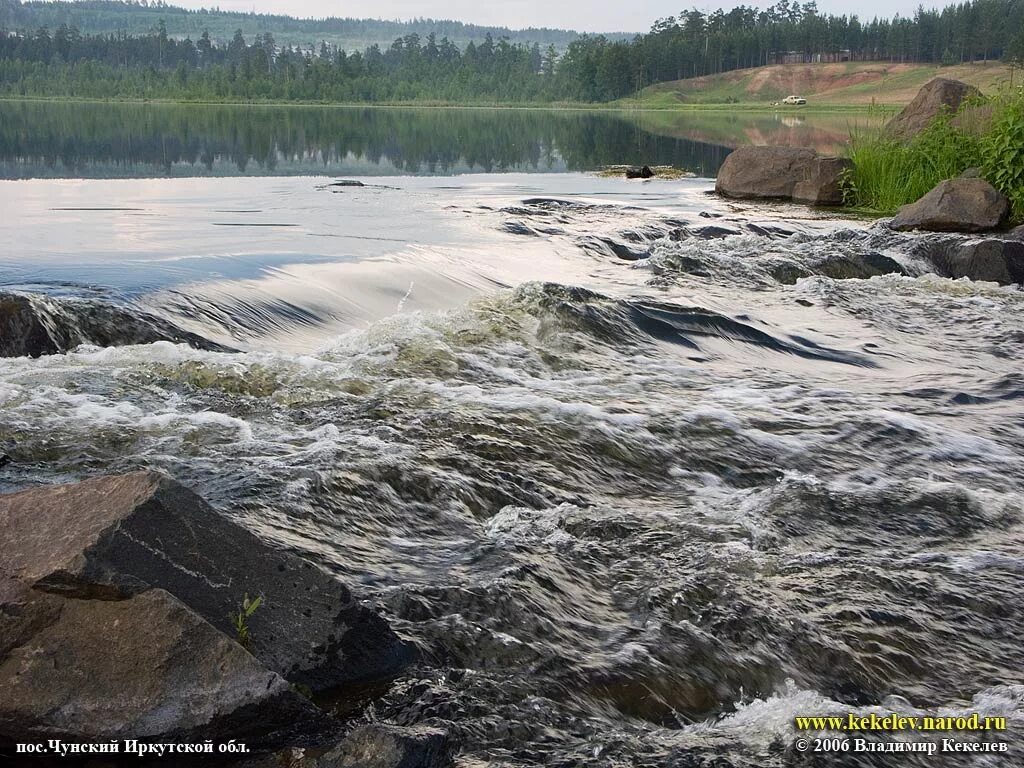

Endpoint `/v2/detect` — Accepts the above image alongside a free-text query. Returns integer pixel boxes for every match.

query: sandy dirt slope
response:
[641,61,1016,105]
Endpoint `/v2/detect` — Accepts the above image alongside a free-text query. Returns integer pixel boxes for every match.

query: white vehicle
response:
[782,95,807,105]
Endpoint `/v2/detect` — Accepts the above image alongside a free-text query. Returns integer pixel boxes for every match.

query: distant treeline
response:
[1,0,1023,103]
[0,0,598,50]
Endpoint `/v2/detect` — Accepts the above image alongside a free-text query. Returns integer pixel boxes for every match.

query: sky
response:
[173,0,946,33]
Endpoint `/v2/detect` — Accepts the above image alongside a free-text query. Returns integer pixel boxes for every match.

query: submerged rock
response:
[0,291,230,358]
[0,472,414,691]
[715,146,850,206]
[884,78,982,141]
[890,178,1010,233]
[0,585,333,747]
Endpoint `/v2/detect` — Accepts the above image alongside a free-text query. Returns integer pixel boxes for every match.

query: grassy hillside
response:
[627,62,1018,108]
[0,0,625,50]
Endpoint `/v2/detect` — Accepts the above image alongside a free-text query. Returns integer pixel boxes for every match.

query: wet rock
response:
[0,471,414,691]
[692,225,742,239]
[0,291,231,358]
[325,180,365,188]
[0,585,333,747]
[885,78,981,141]
[625,165,655,179]
[0,294,57,358]
[715,146,850,206]
[930,238,1024,285]
[1008,225,1024,241]
[811,252,907,280]
[890,178,1010,233]
[578,236,649,261]
[316,724,453,768]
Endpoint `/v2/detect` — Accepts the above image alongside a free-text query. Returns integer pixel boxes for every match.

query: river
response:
[0,101,1020,767]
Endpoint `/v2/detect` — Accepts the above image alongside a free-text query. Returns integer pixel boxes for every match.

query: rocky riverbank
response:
[714,77,1023,276]
[0,472,449,767]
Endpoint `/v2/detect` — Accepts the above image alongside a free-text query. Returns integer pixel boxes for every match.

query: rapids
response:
[1,173,1022,767]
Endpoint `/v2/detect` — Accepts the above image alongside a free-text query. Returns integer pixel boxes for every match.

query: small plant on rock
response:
[229,593,263,651]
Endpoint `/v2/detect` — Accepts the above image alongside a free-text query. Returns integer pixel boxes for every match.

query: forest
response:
[0,0,596,50]
[1,0,1023,103]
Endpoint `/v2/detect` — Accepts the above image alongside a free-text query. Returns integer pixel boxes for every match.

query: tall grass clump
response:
[842,115,982,213]
[980,90,1024,221]
[843,88,1024,222]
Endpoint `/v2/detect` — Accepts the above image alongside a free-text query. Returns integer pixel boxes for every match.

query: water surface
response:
[1,103,1020,768]
[0,100,879,179]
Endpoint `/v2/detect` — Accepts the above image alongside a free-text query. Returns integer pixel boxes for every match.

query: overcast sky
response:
[175,1,946,33]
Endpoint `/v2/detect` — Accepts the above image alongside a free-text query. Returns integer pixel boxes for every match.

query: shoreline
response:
[0,94,881,113]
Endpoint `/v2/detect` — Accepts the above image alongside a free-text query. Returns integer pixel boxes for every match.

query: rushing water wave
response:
[1,174,1022,766]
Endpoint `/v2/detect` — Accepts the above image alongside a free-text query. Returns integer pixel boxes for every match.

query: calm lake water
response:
[0,100,879,179]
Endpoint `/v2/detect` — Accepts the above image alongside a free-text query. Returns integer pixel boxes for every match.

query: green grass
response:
[843,119,982,213]
[843,89,1024,222]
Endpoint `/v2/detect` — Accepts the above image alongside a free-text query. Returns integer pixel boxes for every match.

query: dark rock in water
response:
[0,585,333,748]
[501,221,538,236]
[770,263,814,284]
[0,454,9,468]
[890,178,1010,233]
[715,146,850,206]
[0,472,414,692]
[0,291,230,358]
[931,238,1024,284]
[578,236,649,261]
[625,165,655,179]
[885,78,981,141]
[812,252,907,280]
[326,180,365,188]
[745,222,796,238]
[692,225,742,239]
[317,724,453,768]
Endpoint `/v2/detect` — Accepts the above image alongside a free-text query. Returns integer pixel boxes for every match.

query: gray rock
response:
[890,178,1010,233]
[316,724,453,768]
[793,156,853,206]
[715,146,818,200]
[715,146,850,206]
[0,291,230,358]
[0,472,414,691]
[931,239,1024,284]
[1007,225,1024,241]
[885,78,981,141]
[0,585,333,747]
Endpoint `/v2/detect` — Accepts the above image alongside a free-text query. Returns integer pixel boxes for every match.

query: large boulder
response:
[0,291,229,358]
[0,472,414,691]
[890,178,1010,233]
[0,585,333,748]
[715,146,851,206]
[929,238,1024,284]
[885,78,981,141]
[793,156,853,206]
